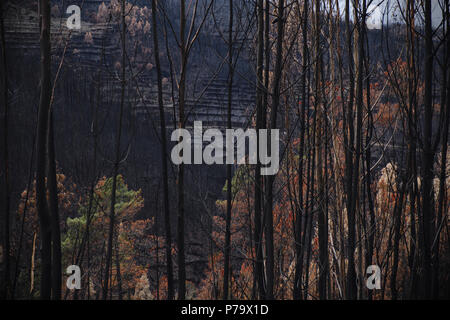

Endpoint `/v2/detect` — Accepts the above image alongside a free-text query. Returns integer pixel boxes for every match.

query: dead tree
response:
[223,0,234,300]
[151,0,174,300]
[294,0,309,301]
[254,0,266,300]
[36,0,52,300]
[433,0,449,299]
[103,0,127,299]
[421,0,434,299]
[173,0,213,299]
[47,112,61,300]
[344,0,357,300]
[0,0,10,300]
[264,0,285,300]
[313,0,328,300]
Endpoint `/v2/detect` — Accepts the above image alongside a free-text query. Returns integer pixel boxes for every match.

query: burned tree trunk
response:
[254,0,266,300]
[151,0,174,300]
[47,111,61,300]
[421,0,434,299]
[344,0,357,300]
[0,0,10,300]
[313,0,328,300]
[36,0,52,300]
[223,0,234,300]
[103,0,127,300]
[294,0,309,301]
[264,0,285,300]
[177,0,187,300]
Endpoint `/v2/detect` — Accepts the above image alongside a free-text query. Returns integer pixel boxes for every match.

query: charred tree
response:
[0,0,10,300]
[151,0,174,300]
[103,0,127,300]
[36,0,52,300]
[223,0,234,300]
[421,0,434,299]
[254,0,266,300]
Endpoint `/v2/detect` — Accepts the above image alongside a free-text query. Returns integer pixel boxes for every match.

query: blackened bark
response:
[421,0,434,299]
[345,0,357,300]
[405,0,419,298]
[433,0,449,298]
[47,112,61,300]
[353,0,364,301]
[264,0,284,300]
[223,0,234,300]
[36,0,52,300]
[362,0,375,300]
[151,0,174,300]
[103,0,126,299]
[115,241,122,299]
[263,0,270,130]
[0,0,10,299]
[314,0,328,300]
[294,0,308,300]
[391,179,406,299]
[304,105,316,298]
[254,0,266,300]
[177,0,187,300]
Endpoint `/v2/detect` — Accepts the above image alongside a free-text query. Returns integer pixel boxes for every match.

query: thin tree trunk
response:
[433,0,449,298]
[177,0,187,300]
[115,241,122,299]
[223,0,234,300]
[391,177,406,299]
[361,0,375,300]
[314,0,328,300]
[303,71,316,299]
[0,0,10,300]
[294,0,308,300]
[12,133,36,299]
[345,0,357,300]
[352,0,365,300]
[36,0,52,300]
[86,65,102,301]
[151,0,174,300]
[405,0,419,299]
[254,0,266,300]
[264,0,284,300]
[335,0,348,293]
[103,0,126,299]
[421,0,434,299]
[263,0,270,130]
[47,111,61,300]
